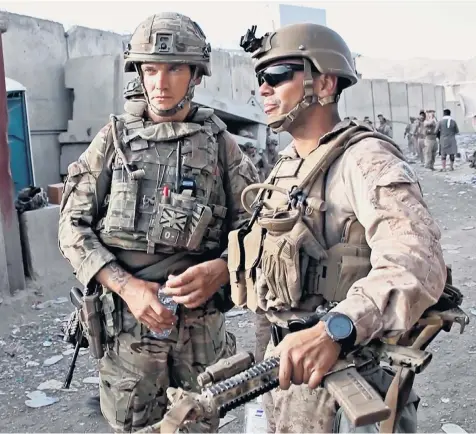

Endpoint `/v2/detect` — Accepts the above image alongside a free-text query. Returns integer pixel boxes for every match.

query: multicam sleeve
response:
[331,138,447,345]
[58,124,117,286]
[218,131,260,257]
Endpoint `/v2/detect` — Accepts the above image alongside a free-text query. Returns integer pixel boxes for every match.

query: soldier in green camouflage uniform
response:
[59,12,258,433]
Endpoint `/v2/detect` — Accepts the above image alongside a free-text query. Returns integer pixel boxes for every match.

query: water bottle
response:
[147,289,178,339]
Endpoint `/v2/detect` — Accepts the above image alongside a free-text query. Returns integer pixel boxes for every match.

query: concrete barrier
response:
[19,205,76,285]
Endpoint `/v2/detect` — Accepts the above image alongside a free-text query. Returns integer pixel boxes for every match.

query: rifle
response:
[62,284,105,389]
[135,340,432,434]
[137,283,469,434]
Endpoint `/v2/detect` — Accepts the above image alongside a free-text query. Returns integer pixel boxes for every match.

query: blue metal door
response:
[7,93,33,194]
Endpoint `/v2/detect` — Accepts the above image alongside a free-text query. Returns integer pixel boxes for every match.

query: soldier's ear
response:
[314,74,338,99]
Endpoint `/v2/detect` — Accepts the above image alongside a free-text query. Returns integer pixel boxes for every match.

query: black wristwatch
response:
[321,312,357,357]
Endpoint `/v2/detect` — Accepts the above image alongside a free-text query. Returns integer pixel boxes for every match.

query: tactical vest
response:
[424,119,438,139]
[228,122,405,325]
[98,101,229,255]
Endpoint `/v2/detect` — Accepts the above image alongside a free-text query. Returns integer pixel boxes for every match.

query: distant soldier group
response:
[405,109,460,171]
[344,114,393,138]
[239,128,279,182]
[344,110,460,172]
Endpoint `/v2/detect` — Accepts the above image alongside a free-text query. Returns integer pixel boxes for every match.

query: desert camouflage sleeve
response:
[218,131,260,256]
[331,138,446,345]
[58,124,117,286]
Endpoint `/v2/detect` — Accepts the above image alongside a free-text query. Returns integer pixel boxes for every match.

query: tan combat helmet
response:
[240,24,358,132]
[124,12,211,116]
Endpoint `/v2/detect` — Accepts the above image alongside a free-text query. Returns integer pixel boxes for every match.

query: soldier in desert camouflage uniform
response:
[232,22,446,433]
[416,110,426,164]
[59,12,258,432]
[377,113,393,138]
[404,116,416,154]
[265,135,279,168]
[423,109,438,170]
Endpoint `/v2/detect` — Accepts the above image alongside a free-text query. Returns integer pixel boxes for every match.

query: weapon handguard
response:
[137,354,393,433]
[205,357,280,416]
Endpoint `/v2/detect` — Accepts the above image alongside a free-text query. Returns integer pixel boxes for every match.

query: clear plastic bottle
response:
[146,289,178,339]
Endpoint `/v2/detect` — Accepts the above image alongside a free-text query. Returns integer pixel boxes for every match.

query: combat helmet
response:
[124,12,211,116]
[240,24,358,132]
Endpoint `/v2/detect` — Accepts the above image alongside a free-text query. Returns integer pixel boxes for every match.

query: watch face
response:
[328,315,353,340]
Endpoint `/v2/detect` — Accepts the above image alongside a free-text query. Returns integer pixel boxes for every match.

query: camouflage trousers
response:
[262,341,419,433]
[254,313,272,363]
[417,138,425,163]
[99,302,236,433]
[424,138,438,169]
[407,136,414,154]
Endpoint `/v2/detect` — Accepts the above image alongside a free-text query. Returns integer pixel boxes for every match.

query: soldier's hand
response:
[122,277,177,333]
[273,322,341,390]
[163,259,229,309]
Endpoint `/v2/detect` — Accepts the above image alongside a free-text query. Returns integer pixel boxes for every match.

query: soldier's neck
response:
[147,102,192,123]
[291,107,340,158]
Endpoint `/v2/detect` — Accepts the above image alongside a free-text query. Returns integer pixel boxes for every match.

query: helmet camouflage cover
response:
[123,12,211,116]
[240,24,358,132]
[124,12,211,76]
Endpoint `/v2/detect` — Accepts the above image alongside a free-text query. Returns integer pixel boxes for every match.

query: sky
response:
[2,0,476,61]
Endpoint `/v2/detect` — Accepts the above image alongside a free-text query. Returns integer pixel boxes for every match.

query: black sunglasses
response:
[256,64,305,87]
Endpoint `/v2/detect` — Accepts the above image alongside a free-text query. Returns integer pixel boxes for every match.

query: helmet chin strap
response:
[134,64,198,117]
[268,59,337,134]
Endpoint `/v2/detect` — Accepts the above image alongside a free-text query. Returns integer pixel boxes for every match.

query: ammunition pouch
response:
[228,210,372,313]
[100,288,123,340]
[104,170,140,233]
[258,210,327,310]
[228,222,265,311]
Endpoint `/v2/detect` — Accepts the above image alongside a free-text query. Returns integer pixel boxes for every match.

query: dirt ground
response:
[0,153,475,433]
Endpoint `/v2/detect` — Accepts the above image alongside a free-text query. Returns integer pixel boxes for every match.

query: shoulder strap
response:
[299,125,402,195]
[217,131,231,218]
[209,113,228,134]
[119,100,149,151]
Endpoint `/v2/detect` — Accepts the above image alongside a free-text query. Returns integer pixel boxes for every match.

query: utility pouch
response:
[258,210,327,309]
[147,192,213,252]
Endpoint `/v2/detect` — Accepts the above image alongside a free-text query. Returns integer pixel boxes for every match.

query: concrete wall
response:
[19,205,76,284]
[435,85,445,116]
[388,82,409,146]
[2,13,68,189]
[66,26,124,59]
[339,80,454,147]
[371,79,392,122]
[343,79,375,121]
[422,83,437,111]
[2,12,268,188]
[3,11,459,183]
